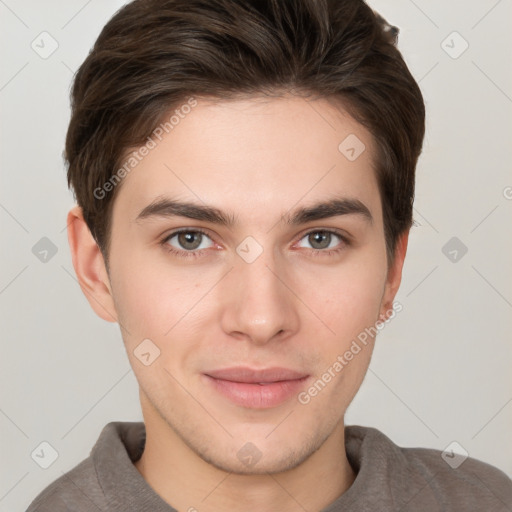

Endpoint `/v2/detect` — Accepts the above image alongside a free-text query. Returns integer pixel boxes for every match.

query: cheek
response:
[109,259,205,393]
[109,251,179,341]
[110,249,216,358]
[112,272,163,340]
[296,253,387,343]
[297,263,384,411]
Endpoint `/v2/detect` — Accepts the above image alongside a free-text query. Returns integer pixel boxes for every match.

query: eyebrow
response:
[135,196,373,226]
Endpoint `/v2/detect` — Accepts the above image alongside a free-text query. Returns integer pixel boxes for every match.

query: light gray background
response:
[1,0,511,510]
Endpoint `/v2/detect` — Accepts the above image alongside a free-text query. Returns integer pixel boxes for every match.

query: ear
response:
[379,229,409,321]
[67,205,118,323]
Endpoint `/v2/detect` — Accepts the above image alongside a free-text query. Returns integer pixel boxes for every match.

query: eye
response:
[160,228,350,260]
[296,230,348,253]
[161,229,214,257]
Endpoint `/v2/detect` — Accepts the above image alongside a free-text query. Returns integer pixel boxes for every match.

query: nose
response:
[219,246,300,346]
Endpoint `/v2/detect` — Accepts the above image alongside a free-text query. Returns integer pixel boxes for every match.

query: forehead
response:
[113,95,382,226]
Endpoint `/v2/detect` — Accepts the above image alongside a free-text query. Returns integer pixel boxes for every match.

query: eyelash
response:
[159,228,350,260]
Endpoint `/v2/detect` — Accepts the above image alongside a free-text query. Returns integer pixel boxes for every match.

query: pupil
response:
[311,231,330,249]
[179,232,201,250]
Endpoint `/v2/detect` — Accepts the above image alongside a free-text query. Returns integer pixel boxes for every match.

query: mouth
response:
[203,367,310,409]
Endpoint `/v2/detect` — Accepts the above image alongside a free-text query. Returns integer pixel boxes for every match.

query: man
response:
[27,0,512,510]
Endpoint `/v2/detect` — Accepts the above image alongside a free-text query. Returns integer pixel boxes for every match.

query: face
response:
[89,95,404,474]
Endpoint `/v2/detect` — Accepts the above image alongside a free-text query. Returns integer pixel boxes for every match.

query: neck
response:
[135,396,356,512]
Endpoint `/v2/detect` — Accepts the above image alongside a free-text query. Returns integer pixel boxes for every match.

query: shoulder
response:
[346,425,512,510]
[403,444,512,508]
[25,421,140,512]
[25,457,108,512]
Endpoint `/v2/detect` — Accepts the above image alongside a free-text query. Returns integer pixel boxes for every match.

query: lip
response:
[203,366,310,409]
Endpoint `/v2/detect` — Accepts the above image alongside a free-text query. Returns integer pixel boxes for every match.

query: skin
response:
[67,95,408,512]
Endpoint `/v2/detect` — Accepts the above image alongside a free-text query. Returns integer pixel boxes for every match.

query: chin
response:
[198,445,313,475]
[189,425,332,476]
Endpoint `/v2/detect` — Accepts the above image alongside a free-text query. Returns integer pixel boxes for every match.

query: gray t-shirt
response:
[26,421,512,511]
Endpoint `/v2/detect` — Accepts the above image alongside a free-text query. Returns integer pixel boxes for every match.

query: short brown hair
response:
[65,0,425,267]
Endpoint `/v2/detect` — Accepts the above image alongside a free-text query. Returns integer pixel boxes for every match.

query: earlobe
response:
[379,230,409,321]
[67,205,118,323]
